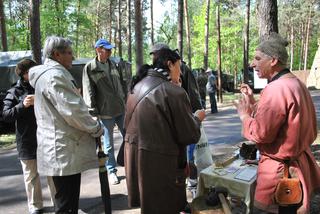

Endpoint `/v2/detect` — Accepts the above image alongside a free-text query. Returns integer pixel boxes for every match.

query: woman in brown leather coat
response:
[124,48,205,214]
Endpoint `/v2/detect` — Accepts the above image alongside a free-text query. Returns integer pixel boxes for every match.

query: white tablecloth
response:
[196,159,257,214]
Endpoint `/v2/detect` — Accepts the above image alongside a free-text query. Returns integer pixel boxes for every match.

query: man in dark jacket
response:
[197,68,208,109]
[206,68,218,113]
[2,59,51,214]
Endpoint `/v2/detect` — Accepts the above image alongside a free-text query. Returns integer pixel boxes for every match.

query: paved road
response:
[1,90,320,213]
[0,105,244,214]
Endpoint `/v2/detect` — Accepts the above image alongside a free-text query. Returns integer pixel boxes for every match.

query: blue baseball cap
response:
[95,39,115,49]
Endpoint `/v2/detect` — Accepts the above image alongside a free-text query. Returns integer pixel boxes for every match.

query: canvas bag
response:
[194,125,213,172]
[274,162,302,206]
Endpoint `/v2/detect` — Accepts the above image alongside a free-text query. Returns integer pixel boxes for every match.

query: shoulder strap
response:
[133,79,162,116]
[126,78,163,128]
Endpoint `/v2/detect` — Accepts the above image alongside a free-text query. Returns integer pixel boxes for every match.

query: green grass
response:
[0,134,16,149]
[221,92,238,104]
[218,92,260,106]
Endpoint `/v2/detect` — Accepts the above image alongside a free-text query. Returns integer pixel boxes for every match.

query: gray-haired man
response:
[29,36,103,213]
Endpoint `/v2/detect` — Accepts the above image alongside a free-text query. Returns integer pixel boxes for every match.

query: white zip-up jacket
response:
[29,58,101,176]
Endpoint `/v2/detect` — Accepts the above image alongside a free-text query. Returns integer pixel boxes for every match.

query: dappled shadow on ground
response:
[80,194,140,213]
[0,149,22,177]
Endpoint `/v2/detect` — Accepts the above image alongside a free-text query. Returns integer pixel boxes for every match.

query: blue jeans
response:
[187,144,196,162]
[101,114,125,173]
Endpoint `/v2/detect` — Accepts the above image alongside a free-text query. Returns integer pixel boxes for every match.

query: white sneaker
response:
[109,172,120,185]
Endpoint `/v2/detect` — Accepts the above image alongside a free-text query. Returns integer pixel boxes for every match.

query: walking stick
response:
[96,137,112,214]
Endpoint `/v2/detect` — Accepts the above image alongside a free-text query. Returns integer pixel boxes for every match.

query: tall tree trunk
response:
[184,0,191,68]
[257,0,278,41]
[290,22,294,71]
[177,0,183,60]
[0,0,8,51]
[61,1,66,37]
[299,22,304,70]
[8,0,12,19]
[216,1,222,103]
[203,0,210,70]
[54,0,61,36]
[75,0,81,58]
[118,0,122,57]
[10,4,16,46]
[150,0,154,45]
[96,1,101,40]
[29,0,41,64]
[243,0,250,84]
[127,0,132,64]
[27,18,30,50]
[109,0,113,42]
[134,0,143,70]
[304,5,312,71]
[113,25,117,55]
[234,44,238,90]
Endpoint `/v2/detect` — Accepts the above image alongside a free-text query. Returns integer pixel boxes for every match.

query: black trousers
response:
[52,173,81,214]
[208,91,218,113]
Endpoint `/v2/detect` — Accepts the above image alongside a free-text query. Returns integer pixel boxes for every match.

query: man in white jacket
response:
[29,36,103,213]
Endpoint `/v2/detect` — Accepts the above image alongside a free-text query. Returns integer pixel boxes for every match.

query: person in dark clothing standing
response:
[149,43,204,210]
[206,68,218,113]
[197,68,208,109]
[125,48,204,214]
[150,43,202,112]
[150,43,203,163]
[2,59,53,214]
[180,62,203,112]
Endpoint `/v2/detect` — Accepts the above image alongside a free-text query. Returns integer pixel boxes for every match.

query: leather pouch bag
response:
[275,162,302,206]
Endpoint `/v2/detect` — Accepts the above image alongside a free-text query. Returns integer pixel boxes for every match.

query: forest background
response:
[0,0,319,79]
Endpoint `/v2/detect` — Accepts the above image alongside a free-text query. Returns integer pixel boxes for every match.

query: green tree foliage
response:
[1,0,319,76]
[190,0,256,74]
[278,0,320,70]
[4,0,30,50]
[155,1,178,48]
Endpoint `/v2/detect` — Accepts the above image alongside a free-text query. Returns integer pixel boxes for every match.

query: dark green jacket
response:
[180,62,202,112]
[82,58,125,118]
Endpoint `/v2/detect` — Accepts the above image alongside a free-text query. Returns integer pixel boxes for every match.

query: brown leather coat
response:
[124,70,201,213]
